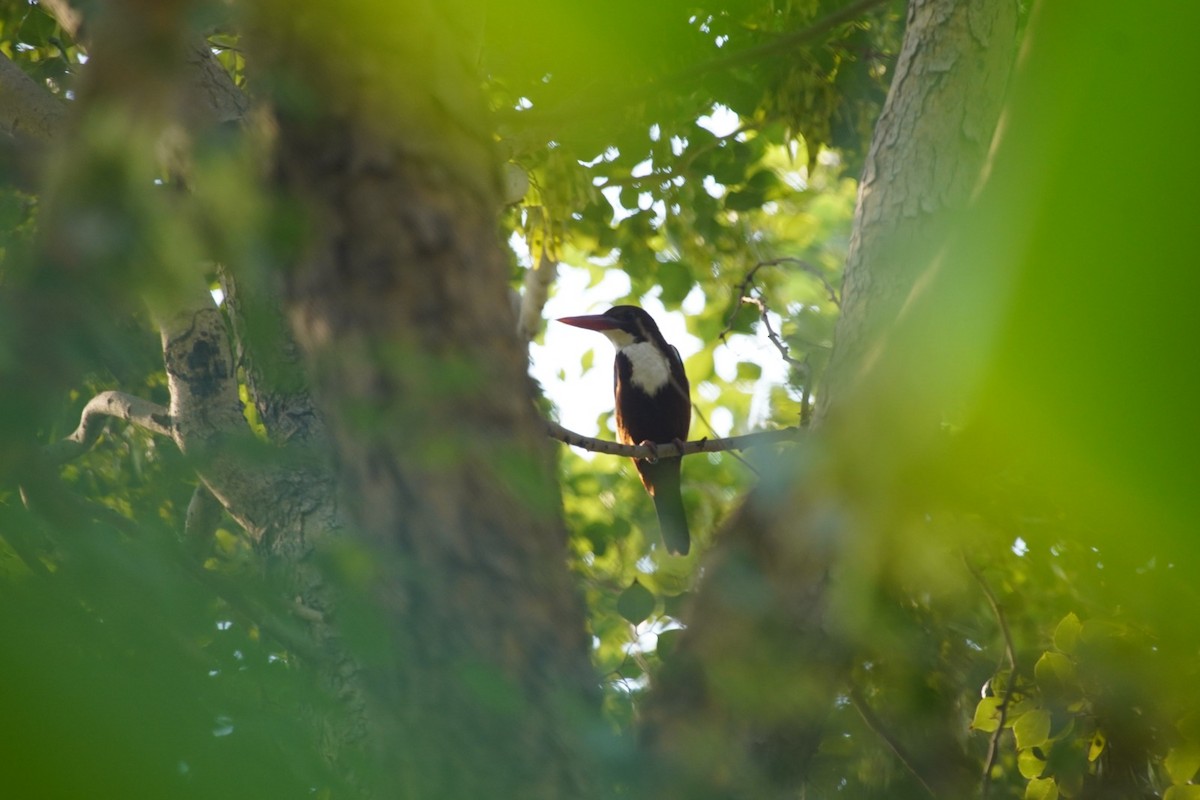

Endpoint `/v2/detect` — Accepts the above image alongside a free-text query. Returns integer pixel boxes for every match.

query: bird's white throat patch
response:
[618,340,671,394]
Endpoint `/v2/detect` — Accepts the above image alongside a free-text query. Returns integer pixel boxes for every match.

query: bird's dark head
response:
[557,305,662,348]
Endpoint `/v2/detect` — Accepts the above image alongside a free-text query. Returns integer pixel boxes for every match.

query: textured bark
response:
[0,53,66,143]
[254,3,600,797]
[817,0,1018,427]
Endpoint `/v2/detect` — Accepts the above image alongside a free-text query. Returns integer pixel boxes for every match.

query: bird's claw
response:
[638,440,659,463]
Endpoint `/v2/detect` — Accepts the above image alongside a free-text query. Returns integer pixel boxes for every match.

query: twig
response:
[849,685,938,799]
[741,295,806,370]
[720,256,840,343]
[754,257,841,308]
[45,390,172,464]
[964,555,1019,799]
[690,401,759,476]
[546,419,801,458]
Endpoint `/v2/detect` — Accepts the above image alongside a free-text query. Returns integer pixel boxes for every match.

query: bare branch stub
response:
[46,390,173,464]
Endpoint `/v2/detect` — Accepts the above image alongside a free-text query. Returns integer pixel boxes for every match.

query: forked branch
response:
[46,390,172,464]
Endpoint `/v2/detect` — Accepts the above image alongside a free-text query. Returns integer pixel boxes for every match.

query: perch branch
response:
[546,419,800,459]
[46,390,172,464]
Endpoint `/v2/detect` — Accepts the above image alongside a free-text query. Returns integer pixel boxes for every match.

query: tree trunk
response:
[818,0,1018,429]
[250,2,601,796]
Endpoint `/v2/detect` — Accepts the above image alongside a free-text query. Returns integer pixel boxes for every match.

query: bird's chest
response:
[614,343,689,444]
[618,342,671,395]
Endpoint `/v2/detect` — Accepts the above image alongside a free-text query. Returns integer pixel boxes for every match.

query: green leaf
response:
[1014,709,1052,749]
[1025,777,1058,800]
[1018,747,1047,779]
[655,628,683,661]
[1166,744,1200,784]
[723,187,765,212]
[581,348,595,372]
[616,579,655,625]
[1054,612,1082,654]
[1165,787,1200,800]
[971,696,1003,733]
[658,260,694,307]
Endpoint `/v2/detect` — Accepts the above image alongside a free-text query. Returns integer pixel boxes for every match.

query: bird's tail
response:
[642,457,690,555]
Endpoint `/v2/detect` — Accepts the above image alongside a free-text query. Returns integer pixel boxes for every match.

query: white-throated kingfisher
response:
[558,306,691,555]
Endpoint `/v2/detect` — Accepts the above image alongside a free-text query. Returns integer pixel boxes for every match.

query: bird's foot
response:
[638,440,659,463]
[672,437,687,456]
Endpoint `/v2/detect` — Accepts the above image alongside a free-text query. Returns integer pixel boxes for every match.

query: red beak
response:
[557,313,618,331]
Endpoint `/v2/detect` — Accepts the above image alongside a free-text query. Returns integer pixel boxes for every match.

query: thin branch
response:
[849,685,938,799]
[964,555,1019,799]
[497,0,891,133]
[46,390,172,464]
[673,0,892,84]
[690,401,759,476]
[720,256,839,345]
[546,419,800,459]
[742,295,806,370]
[0,52,67,144]
[742,257,841,310]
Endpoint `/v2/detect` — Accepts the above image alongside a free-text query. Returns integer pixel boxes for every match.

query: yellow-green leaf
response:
[1014,709,1052,749]
[971,696,1003,733]
[1087,730,1106,762]
[1025,776,1058,800]
[1165,786,1200,800]
[1166,744,1200,785]
[1018,747,1047,779]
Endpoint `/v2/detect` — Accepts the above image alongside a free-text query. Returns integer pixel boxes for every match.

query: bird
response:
[557,305,691,555]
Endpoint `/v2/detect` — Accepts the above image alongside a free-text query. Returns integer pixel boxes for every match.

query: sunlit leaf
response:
[971,696,1003,733]
[1166,744,1200,785]
[1013,709,1052,750]
[1025,777,1058,800]
[1018,747,1047,779]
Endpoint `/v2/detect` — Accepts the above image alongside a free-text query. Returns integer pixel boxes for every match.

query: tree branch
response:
[964,555,1019,799]
[545,419,801,459]
[0,52,67,144]
[45,390,172,464]
[498,0,892,134]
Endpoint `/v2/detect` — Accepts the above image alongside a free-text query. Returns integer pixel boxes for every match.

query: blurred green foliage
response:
[0,0,1196,798]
